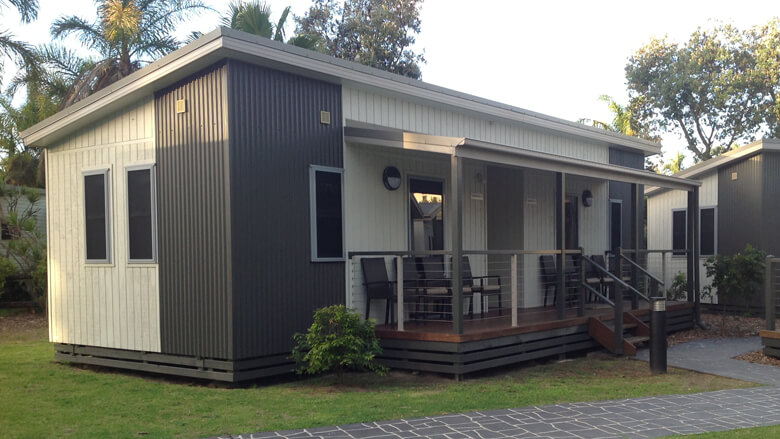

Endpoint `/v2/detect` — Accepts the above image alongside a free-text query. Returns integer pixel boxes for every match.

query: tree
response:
[0,0,38,82]
[626,24,762,163]
[51,0,210,108]
[704,245,765,334]
[578,94,658,141]
[750,19,780,138]
[295,0,425,79]
[661,152,686,175]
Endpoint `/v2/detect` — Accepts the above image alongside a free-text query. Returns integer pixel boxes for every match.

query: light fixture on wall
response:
[382,166,401,191]
[582,189,593,207]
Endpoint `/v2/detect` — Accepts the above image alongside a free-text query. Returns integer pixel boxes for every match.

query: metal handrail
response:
[348,249,584,258]
[581,279,614,307]
[583,255,650,303]
[619,253,665,287]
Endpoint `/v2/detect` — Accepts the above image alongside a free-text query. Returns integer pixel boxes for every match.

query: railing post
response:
[578,248,585,317]
[395,255,404,332]
[766,256,776,331]
[511,254,518,327]
[661,250,667,297]
[615,250,624,355]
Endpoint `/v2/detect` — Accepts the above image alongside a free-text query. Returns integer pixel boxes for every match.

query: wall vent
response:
[175,99,187,114]
[320,110,331,125]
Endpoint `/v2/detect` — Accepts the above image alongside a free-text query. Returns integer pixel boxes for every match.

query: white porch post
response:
[395,255,404,331]
[451,154,464,335]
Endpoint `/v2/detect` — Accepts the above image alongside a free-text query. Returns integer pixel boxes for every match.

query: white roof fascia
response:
[23,27,662,155]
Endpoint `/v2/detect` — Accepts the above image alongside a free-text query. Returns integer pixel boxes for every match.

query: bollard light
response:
[650,297,667,374]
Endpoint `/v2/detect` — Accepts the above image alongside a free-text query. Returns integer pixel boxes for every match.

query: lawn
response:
[669,426,780,438]
[0,313,755,439]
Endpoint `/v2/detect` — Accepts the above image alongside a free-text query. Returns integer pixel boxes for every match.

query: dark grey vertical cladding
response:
[761,152,780,257]
[718,155,763,256]
[227,60,344,359]
[156,63,233,359]
[608,147,645,249]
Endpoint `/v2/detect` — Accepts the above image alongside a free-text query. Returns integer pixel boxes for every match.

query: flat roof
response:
[22,27,663,156]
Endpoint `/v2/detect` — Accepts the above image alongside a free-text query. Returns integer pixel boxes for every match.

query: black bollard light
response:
[650,297,667,374]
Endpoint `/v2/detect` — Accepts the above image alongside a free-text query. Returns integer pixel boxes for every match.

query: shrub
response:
[666,271,688,301]
[291,304,387,384]
[704,244,765,334]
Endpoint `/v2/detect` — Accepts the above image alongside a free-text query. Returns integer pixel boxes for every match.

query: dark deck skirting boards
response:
[53,305,695,381]
[53,344,294,382]
[760,330,780,358]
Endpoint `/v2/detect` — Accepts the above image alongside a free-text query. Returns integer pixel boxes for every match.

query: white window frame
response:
[699,206,717,257]
[83,168,112,264]
[309,165,345,262]
[125,163,158,264]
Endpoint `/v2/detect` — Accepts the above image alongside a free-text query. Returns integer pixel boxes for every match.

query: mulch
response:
[0,311,46,334]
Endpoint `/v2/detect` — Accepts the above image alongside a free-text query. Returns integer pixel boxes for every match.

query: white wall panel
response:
[344,86,610,163]
[46,97,160,352]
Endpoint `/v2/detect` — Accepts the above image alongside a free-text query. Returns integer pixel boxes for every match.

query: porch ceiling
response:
[344,126,700,192]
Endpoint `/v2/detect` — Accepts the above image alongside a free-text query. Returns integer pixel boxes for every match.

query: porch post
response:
[630,183,640,310]
[556,172,566,320]
[692,186,700,322]
[686,188,699,305]
[451,154,464,335]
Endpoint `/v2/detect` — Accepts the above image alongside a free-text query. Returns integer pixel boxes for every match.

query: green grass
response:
[0,316,756,439]
[669,425,780,438]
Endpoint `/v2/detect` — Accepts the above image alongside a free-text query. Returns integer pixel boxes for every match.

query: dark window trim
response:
[309,165,345,262]
[83,168,112,264]
[125,164,158,264]
[671,208,687,257]
[609,198,622,251]
[699,206,717,257]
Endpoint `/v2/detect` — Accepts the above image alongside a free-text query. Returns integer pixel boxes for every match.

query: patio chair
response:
[394,256,426,320]
[459,256,502,317]
[585,254,609,302]
[420,255,474,320]
[360,257,397,325]
[539,255,558,307]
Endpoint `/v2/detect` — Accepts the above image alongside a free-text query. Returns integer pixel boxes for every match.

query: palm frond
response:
[3,0,39,23]
[50,16,107,52]
[274,6,291,41]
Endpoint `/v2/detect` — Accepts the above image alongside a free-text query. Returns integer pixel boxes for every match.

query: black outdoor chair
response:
[395,256,426,320]
[360,257,397,325]
[459,256,502,317]
[420,255,474,320]
[539,254,581,307]
[585,254,612,302]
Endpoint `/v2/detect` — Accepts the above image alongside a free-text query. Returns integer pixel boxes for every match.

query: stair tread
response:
[625,335,650,344]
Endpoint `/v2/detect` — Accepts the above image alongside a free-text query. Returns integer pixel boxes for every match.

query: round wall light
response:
[382,166,401,191]
[582,189,593,207]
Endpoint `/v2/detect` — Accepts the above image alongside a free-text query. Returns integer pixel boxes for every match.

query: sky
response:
[3,0,780,163]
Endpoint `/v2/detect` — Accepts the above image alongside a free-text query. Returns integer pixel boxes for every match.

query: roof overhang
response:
[22,28,663,155]
[345,126,698,192]
[645,138,780,196]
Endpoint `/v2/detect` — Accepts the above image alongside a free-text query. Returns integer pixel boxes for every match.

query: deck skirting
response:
[53,344,294,382]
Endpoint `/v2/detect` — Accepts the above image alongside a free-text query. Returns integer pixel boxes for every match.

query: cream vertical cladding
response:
[46,97,160,352]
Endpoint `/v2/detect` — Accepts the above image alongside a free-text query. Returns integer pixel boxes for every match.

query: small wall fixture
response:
[382,166,401,191]
[175,99,187,114]
[582,189,593,207]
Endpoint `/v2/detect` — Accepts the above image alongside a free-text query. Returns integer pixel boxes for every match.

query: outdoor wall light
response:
[382,166,401,190]
[582,189,593,207]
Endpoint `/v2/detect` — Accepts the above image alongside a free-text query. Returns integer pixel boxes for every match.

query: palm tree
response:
[579,95,659,141]
[51,0,210,108]
[0,0,39,80]
[662,152,686,175]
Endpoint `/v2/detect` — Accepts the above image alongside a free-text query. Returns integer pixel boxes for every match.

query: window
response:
[609,200,622,251]
[127,165,157,262]
[409,178,444,251]
[672,210,687,256]
[700,207,716,256]
[310,166,344,261]
[84,170,110,262]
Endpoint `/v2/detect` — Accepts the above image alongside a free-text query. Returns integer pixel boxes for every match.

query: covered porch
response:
[343,125,702,375]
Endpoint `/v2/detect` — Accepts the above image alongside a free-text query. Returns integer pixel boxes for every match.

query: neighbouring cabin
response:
[647,139,780,311]
[22,28,702,381]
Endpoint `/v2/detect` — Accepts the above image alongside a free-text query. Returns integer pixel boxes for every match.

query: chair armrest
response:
[472,274,501,286]
[363,280,396,287]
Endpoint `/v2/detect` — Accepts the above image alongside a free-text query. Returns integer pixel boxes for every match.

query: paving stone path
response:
[211,337,780,439]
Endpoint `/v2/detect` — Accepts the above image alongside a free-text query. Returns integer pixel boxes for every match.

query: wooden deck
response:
[376,301,693,343]
[374,301,696,377]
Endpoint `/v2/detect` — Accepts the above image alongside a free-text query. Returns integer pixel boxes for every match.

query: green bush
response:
[704,244,765,333]
[666,271,688,301]
[291,304,387,384]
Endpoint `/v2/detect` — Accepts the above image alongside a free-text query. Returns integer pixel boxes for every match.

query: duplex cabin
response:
[647,139,780,311]
[22,28,701,381]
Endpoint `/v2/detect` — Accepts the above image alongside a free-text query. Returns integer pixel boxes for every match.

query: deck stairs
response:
[587,313,650,356]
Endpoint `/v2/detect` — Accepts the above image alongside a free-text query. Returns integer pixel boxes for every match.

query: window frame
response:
[608,199,622,251]
[699,206,717,257]
[407,175,446,252]
[125,163,158,264]
[671,208,687,257]
[83,168,112,264]
[309,165,345,262]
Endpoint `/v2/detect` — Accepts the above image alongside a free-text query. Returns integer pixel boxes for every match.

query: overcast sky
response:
[4,0,780,162]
